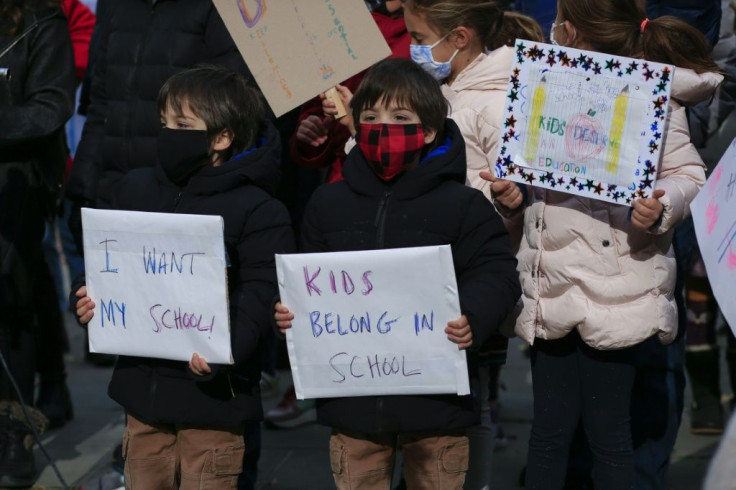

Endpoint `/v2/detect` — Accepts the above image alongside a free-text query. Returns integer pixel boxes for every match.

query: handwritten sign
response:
[691,139,736,332]
[213,0,391,117]
[496,40,674,206]
[81,208,232,363]
[276,246,470,399]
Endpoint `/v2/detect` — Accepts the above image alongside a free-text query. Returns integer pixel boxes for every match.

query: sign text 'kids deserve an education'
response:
[497,40,674,206]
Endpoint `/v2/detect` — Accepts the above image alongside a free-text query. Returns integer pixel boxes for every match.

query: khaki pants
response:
[329,428,468,490]
[122,414,244,490]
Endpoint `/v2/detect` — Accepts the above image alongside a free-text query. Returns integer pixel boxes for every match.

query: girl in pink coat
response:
[484,0,723,488]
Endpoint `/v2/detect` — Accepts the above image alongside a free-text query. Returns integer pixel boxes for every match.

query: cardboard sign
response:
[81,208,232,363]
[213,0,391,117]
[496,40,674,206]
[276,246,470,399]
[691,139,736,332]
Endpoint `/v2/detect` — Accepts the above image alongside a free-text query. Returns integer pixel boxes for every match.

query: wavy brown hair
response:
[558,0,719,74]
[403,0,505,51]
[0,0,61,35]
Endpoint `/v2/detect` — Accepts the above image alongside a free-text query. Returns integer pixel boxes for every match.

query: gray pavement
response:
[25,313,728,489]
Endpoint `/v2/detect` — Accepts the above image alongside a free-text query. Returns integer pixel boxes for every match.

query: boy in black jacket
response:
[275,58,521,489]
[74,66,294,488]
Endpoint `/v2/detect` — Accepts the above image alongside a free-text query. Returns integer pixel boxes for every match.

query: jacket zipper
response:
[173,191,183,211]
[374,190,391,249]
[373,189,391,429]
[226,373,235,398]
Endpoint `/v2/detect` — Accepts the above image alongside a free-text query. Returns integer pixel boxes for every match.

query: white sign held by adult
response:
[276,245,470,399]
[81,208,232,363]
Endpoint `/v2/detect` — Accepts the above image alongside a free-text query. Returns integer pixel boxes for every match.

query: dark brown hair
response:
[351,58,448,139]
[0,0,60,35]
[158,65,266,161]
[558,0,720,74]
[402,0,505,51]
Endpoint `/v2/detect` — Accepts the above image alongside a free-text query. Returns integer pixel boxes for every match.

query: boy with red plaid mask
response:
[274,57,521,489]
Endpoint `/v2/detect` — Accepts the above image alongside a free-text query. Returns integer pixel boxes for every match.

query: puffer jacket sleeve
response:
[454,192,521,349]
[229,198,295,367]
[650,101,706,235]
[0,13,75,147]
[65,5,111,203]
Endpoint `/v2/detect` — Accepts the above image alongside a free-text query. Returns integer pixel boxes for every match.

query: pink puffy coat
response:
[512,68,722,349]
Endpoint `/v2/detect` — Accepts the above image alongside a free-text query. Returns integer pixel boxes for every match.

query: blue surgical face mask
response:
[410,34,459,81]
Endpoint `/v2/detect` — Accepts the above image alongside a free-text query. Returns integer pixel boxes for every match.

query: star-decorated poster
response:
[496,40,674,206]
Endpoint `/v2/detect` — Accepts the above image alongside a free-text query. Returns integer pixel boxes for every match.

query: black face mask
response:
[157,128,210,186]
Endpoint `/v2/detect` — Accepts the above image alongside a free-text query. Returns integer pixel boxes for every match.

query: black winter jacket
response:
[66,0,252,209]
[301,119,521,433]
[100,123,295,428]
[0,8,75,317]
[647,0,721,46]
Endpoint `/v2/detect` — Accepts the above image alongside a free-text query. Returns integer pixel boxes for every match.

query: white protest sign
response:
[691,139,736,332]
[276,246,469,399]
[496,40,674,206]
[81,208,232,363]
[213,0,390,117]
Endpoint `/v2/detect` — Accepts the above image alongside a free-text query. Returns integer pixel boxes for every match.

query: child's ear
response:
[212,129,234,152]
[423,127,437,145]
[450,26,471,50]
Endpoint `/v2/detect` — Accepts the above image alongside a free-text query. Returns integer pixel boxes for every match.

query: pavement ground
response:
[22,312,731,489]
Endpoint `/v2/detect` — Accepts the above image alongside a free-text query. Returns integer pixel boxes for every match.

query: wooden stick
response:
[324,86,347,120]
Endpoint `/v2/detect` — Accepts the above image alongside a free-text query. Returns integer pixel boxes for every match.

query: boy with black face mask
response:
[73,65,294,488]
[274,57,521,489]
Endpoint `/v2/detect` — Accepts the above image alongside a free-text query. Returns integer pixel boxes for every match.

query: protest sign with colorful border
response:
[495,40,674,206]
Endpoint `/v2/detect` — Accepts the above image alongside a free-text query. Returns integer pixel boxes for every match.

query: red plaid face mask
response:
[356,123,425,181]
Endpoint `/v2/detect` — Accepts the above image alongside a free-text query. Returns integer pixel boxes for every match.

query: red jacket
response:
[60,0,96,82]
[289,11,410,183]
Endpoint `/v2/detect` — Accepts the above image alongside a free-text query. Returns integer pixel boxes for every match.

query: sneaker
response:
[264,385,316,429]
[259,371,281,399]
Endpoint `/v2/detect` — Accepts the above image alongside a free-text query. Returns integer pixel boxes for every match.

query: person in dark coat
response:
[275,58,521,489]
[0,0,75,485]
[65,0,253,214]
[73,66,294,488]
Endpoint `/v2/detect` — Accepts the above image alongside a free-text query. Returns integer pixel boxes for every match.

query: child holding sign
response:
[74,66,294,488]
[483,1,723,488]
[275,57,521,488]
